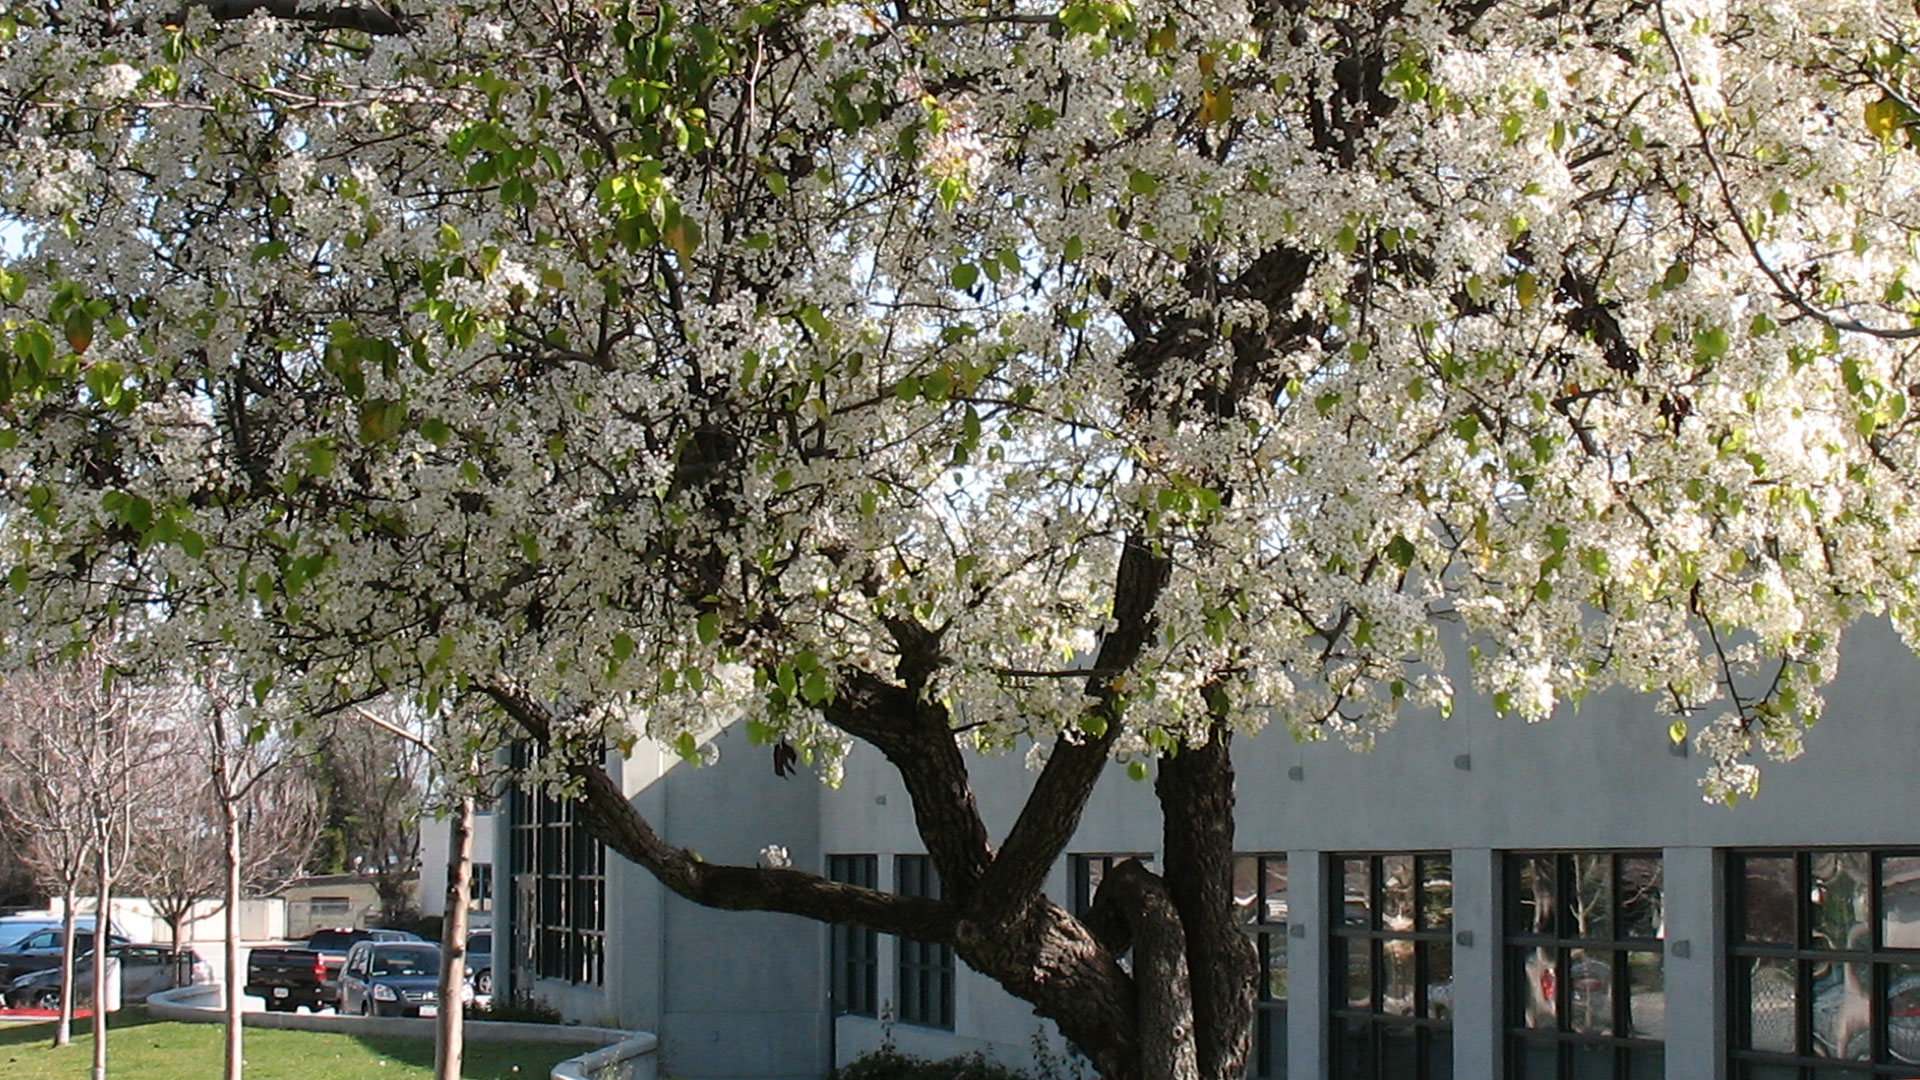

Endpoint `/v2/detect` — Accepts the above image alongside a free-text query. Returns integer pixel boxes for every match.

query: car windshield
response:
[368,948,439,977]
[306,930,366,951]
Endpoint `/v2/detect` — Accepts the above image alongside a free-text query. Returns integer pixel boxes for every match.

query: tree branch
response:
[183,0,413,35]
[481,682,951,939]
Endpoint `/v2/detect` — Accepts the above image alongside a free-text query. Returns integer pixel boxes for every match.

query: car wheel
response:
[474,970,491,996]
[32,989,59,1011]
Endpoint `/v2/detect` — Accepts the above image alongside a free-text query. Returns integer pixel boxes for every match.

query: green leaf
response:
[1385,534,1417,570]
[1127,760,1149,782]
[1693,325,1730,361]
[1668,718,1687,746]
[612,632,636,660]
[950,263,980,289]
[673,731,700,763]
[801,669,830,705]
[696,611,720,645]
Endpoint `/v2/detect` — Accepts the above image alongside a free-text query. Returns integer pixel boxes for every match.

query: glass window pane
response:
[1627,949,1665,1040]
[1344,859,1372,928]
[1382,855,1415,933]
[1569,1041,1613,1080]
[1510,1037,1556,1080]
[1567,947,1613,1036]
[1746,956,1797,1053]
[1424,1029,1453,1080]
[1620,856,1663,941]
[1382,941,1415,1017]
[1809,961,1871,1059]
[1425,940,1454,1020]
[1421,855,1453,932]
[1379,1023,1416,1077]
[1333,1016,1373,1080]
[1809,851,1870,952]
[1343,936,1373,1010]
[1884,856,1920,949]
[1627,1047,1663,1080]
[1262,931,1288,1002]
[1743,856,1796,946]
[1886,962,1920,1064]
[1573,854,1612,942]
[1264,858,1289,925]
[1516,946,1557,1030]
[1513,855,1557,937]
[1234,856,1259,926]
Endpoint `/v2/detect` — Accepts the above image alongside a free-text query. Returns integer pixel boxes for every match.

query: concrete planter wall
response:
[146,985,657,1080]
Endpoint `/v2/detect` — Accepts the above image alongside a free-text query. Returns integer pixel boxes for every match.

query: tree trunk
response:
[54,886,77,1046]
[90,838,109,1080]
[434,793,474,1080]
[221,786,244,1080]
[1156,727,1258,1080]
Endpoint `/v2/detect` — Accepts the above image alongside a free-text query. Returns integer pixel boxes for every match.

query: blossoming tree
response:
[5,0,1920,1074]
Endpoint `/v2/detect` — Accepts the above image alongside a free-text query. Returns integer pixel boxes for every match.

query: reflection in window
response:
[1731,849,1920,1077]
[1235,854,1288,1080]
[1504,852,1664,1079]
[1330,852,1453,1080]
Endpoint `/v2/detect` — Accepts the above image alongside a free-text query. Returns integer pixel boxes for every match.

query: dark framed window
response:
[828,854,879,1017]
[507,742,605,986]
[1070,853,1154,919]
[1329,852,1454,1080]
[1505,852,1665,1079]
[1235,854,1289,1080]
[471,863,494,912]
[1730,849,1920,1077]
[895,854,954,1028]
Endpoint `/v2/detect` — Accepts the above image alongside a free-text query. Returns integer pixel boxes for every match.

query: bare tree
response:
[0,653,175,1072]
[305,707,427,920]
[132,734,317,950]
[0,666,101,1047]
[199,670,324,1080]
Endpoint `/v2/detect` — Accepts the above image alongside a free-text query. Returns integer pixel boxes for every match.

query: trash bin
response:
[101,954,121,1013]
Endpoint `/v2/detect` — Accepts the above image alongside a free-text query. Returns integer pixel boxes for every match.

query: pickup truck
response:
[243,928,421,1012]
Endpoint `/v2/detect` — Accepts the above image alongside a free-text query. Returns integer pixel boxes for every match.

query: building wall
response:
[503,618,1920,1080]
[419,808,496,923]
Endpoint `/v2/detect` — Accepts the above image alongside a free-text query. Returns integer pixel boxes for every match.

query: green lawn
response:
[0,1008,580,1080]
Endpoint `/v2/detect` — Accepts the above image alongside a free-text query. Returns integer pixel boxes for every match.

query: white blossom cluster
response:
[0,0,1917,802]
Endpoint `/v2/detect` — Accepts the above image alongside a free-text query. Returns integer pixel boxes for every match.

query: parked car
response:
[0,928,129,984]
[3,944,210,1009]
[244,926,422,1013]
[0,915,121,953]
[336,941,445,1018]
[465,930,492,996]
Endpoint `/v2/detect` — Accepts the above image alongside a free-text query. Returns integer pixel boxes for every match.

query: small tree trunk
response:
[54,887,78,1046]
[222,791,244,1080]
[434,793,474,1080]
[90,839,110,1080]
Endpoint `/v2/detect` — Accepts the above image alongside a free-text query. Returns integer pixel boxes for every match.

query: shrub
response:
[830,1049,1032,1080]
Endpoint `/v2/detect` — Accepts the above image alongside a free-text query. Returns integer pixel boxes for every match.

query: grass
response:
[0,1007,581,1080]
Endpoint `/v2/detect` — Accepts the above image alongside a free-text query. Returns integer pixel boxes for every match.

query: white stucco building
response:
[491,618,1920,1080]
